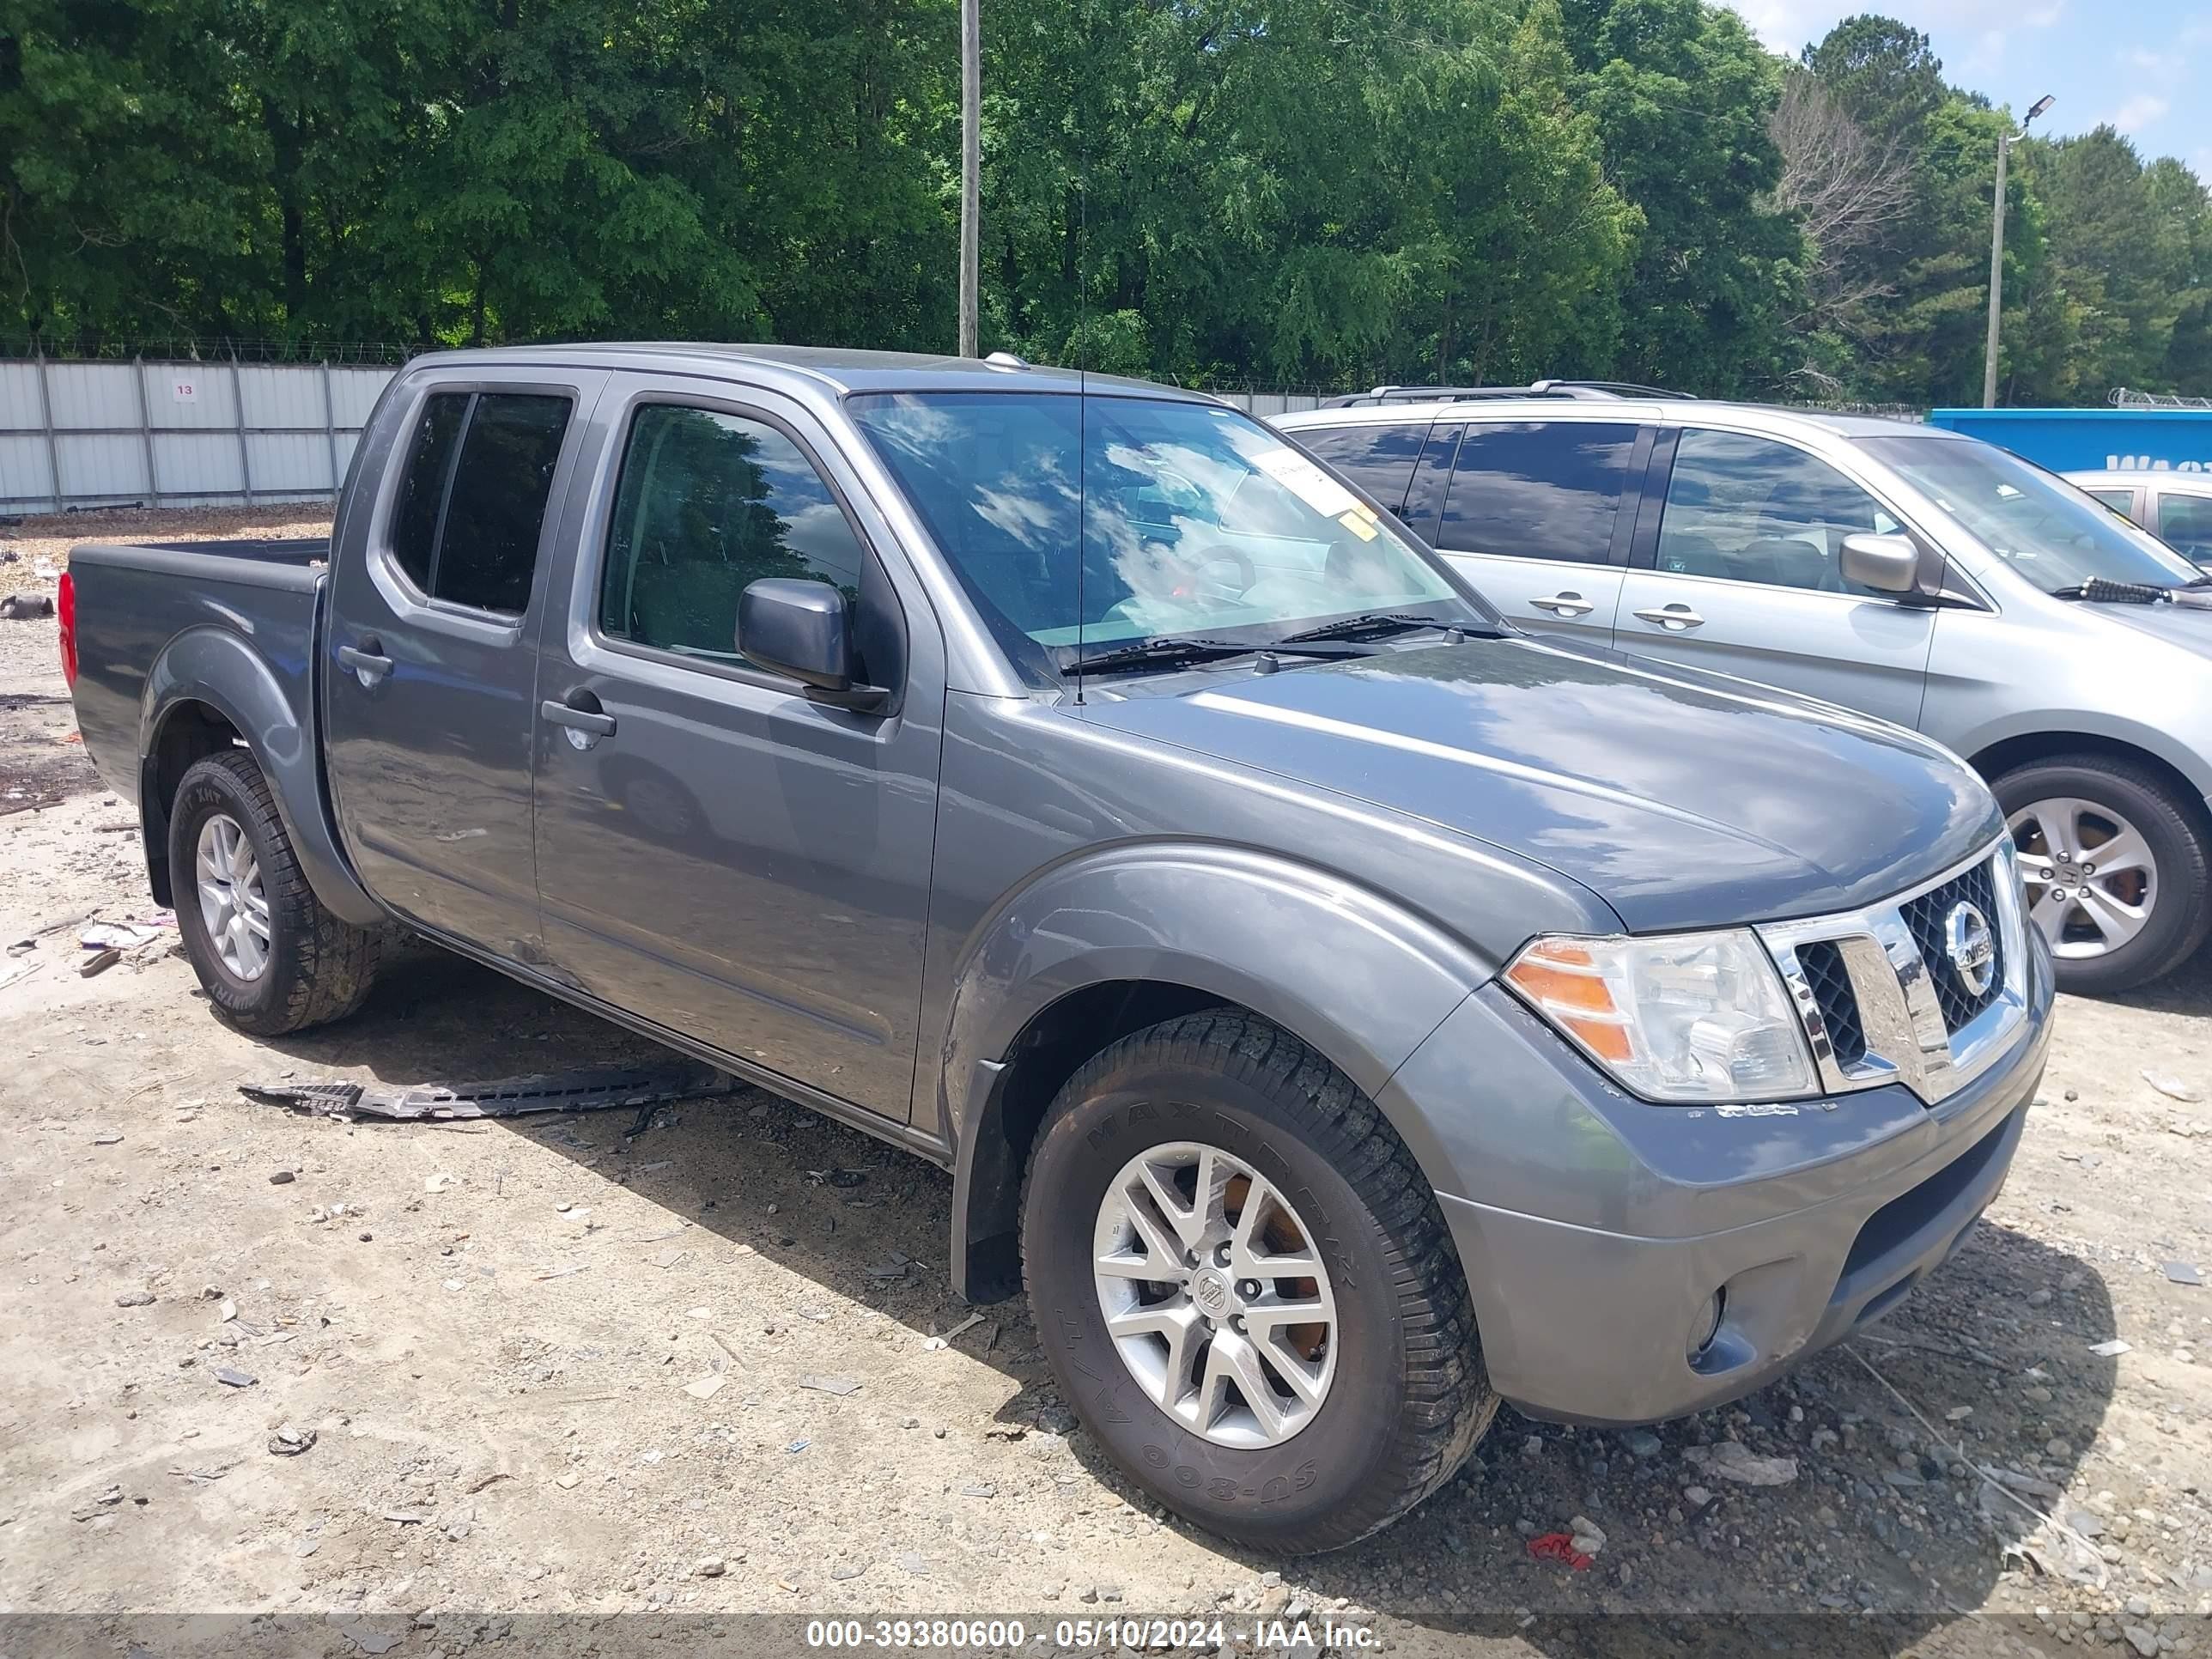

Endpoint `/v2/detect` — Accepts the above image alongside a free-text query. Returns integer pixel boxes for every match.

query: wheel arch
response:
[138,628,383,926]
[1967,726,2212,827]
[937,843,1502,1303]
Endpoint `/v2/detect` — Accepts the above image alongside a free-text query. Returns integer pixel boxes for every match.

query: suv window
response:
[388,391,571,615]
[1656,429,1899,596]
[2087,488,2136,514]
[599,404,869,666]
[1437,422,1634,564]
[2156,491,2212,560]
[1291,424,1427,518]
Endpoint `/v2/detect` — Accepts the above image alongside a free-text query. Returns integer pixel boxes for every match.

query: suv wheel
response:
[1995,754,2212,994]
[169,750,386,1035]
[1021,1011,1497,1553]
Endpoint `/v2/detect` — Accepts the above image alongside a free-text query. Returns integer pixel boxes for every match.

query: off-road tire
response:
[1993,753,2212,996]
[168,750,385,1036]
[1020,1010,1497,1553]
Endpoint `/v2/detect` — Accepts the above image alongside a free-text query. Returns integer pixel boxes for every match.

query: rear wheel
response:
[169,750,385,1035]
[1995,754,2212,994]
[1020,1011,1496,1553]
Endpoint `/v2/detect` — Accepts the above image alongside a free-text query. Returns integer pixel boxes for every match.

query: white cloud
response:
[2105,94,2171,135]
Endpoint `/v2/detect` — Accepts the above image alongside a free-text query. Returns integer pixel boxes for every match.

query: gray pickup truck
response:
[62,344,2052,1553]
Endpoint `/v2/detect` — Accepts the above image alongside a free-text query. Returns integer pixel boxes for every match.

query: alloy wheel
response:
[1091,1140,1339,1449]
[195,812,270,981]
[2009,795,2159,962]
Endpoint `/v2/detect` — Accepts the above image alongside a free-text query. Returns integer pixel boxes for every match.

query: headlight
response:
[1504,930,1817,1103]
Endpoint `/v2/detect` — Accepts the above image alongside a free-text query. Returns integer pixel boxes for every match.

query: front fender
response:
[141,625,384,927]
[938,842,1519,1298]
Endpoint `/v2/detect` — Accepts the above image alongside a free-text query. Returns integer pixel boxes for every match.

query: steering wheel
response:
[1180,540,1257,597]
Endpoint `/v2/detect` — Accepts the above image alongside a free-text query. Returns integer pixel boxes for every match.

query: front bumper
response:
[1380,928,2054,1426]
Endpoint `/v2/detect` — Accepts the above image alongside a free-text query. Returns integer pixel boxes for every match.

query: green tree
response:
[1559,0,1805,395]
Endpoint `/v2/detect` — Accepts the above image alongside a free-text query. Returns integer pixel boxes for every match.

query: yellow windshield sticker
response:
[1337,510,1379,541]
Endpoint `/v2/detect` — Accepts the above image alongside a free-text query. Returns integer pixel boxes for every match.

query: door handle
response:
[337,641,394,687]
[541,699,617,737]
[1528,592,1595,617]
[1631,604,1705,631]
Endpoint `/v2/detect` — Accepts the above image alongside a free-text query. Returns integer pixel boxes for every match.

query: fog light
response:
[1689,1289,1726,1363]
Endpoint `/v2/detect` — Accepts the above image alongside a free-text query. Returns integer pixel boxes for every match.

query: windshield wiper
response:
[1065,635,1369,676]
[1278,611,1496,644]
[2050,578,2172,605]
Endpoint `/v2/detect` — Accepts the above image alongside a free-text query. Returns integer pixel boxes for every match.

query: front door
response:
[1612,427,1936,728]
[1416,419,1648,646]
[323,371,602,953]
[531,383,942,1121]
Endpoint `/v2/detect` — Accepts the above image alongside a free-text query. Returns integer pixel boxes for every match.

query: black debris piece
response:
[239,1064,737,1123]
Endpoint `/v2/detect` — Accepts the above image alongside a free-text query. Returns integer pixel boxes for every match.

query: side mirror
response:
[1839,532,1921,596]
[737,578,889,712]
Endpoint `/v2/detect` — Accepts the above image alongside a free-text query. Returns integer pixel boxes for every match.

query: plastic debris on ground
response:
[1527,1532,1592,1571]
[238,1062,738,1122]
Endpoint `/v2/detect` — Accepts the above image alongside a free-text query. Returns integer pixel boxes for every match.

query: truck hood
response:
[1076,634,2002,933]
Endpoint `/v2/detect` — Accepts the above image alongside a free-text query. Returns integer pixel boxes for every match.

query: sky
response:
[1722,0,2211,179]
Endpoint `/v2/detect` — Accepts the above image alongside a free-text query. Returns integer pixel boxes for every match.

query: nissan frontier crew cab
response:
[61,345,2053,1553]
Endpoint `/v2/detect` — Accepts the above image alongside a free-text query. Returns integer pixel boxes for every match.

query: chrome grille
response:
[1899,860,2005,1032]
[1793,939,1866,1068]
[1759,841,2028,1107]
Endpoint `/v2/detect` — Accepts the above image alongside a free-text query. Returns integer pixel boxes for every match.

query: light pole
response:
[1983,93,2055,408]
[957,0,981,358]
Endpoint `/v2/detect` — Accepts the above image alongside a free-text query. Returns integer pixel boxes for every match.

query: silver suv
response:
[1277,390,2212,993]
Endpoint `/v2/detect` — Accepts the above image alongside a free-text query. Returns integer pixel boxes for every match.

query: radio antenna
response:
[1074,169,1088,706]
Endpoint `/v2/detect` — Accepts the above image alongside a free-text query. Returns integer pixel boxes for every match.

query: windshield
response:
[848,391,1480,682]
[1856,434,2202,594]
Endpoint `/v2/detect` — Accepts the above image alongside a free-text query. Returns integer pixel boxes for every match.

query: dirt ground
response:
[3,507,2210,1658]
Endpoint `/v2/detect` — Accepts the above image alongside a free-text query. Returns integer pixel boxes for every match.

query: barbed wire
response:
[0,336,424,365]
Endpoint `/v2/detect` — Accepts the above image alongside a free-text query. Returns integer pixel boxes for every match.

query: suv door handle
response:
[541,697,617,738]
[1528,592,1595,617]
[337,641,394,687]
[1631,604,1705,631]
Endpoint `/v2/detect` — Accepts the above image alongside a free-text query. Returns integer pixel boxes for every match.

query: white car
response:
[2068,469,2212,569]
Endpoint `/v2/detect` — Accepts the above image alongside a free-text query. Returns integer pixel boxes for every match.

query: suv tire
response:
[169,750,386,1035]
[1021,1011,1496,1553]
[1994,753,2212,995]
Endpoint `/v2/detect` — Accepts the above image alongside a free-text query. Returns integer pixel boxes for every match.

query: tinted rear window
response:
[1437,422,1635,564]
[1290,424,1428,517]
[385,390,570,615]
[435,395,572,613]
[390,394,467,592]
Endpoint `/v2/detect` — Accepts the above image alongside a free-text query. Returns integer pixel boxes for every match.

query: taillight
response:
[57,569,78,688]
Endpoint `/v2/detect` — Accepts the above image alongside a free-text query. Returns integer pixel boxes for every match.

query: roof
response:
[2067,467,2212,489]
[1273,394,1936,441]
[398,342,1216,403]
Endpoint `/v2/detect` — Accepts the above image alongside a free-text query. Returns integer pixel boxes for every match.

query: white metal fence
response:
[0,354,1342,517]
[0,357,398,515]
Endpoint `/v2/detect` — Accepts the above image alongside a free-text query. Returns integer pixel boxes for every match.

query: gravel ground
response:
[3,508,2210,1658]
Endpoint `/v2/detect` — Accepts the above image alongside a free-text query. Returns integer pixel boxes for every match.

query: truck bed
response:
[65,538,329,808]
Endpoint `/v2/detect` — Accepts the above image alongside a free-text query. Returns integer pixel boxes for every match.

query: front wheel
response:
[1020,1012,1496,1553]
[168,749,386,1035]
[1996,754,2212,995]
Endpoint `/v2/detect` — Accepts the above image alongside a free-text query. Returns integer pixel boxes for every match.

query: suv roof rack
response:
[1318,380,1691,409]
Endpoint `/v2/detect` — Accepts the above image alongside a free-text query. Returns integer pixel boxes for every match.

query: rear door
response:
[529,377,943,1121]
[324,367,605,951]
[1612,427,1936,727]
[1416,419,1647,645]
